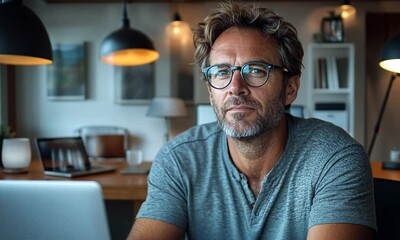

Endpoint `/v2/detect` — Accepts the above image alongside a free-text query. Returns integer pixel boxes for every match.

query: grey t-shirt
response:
[137,115,376,239]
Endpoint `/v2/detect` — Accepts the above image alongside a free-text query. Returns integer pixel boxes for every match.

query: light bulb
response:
[335,3,356,19]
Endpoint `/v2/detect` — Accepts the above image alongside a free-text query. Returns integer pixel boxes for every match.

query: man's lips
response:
[226,105,255,113]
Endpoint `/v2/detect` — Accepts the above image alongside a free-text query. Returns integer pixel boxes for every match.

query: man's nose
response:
[229,70,249,96]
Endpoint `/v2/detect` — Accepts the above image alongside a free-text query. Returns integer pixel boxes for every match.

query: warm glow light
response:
[335,4,356,19]
[379,59,400,73]
[100,48,159,66]
[171,21,182,34]
[167,20,190,37]
[0,54,52,65]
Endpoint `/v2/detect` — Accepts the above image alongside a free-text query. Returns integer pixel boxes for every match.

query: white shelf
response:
[313,89,352,94]
[307,43,355,137]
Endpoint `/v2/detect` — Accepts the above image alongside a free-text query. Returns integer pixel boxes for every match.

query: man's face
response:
[207,27,297,139]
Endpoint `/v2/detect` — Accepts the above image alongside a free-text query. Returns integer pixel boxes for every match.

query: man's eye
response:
[247,67,268,77]
[216,70,230,77]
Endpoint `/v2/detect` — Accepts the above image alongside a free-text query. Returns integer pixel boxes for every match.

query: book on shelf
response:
[327,56,339,90]
[314,58,327,89]
[313,56,348,90]
[336,57,348,88]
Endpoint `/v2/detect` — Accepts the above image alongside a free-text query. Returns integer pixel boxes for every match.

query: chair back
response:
[77,126,128,160]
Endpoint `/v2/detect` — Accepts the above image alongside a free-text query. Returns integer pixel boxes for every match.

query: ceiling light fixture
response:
[100,0,159,66]
[0,0,52,65]
[335,0,356,19]
[167,12,187,36]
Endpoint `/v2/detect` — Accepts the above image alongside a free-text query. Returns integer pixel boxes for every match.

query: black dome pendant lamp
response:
[0,0,52,65]
[100,0,159,66]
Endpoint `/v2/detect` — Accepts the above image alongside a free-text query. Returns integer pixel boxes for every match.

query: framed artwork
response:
[46,43,87,100]
[114,63,154,105]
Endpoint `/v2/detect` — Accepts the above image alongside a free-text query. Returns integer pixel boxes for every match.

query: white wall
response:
[15,1,400,161]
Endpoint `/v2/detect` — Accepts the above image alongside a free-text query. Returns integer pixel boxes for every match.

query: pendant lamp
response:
[0,0,52,65]
[335,0,356,19]
[100,0,159,66]
[167,12,186,36]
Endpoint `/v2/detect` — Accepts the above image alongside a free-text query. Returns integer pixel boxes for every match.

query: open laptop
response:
[36,136,116,177]
[0,180,111,240]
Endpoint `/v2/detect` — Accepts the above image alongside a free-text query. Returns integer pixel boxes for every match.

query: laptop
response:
[0,180,111,240]
[36,136,116,177]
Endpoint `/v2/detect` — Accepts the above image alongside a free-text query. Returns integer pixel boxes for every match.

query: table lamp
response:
[147,97,187,141]
[368,33,400,169]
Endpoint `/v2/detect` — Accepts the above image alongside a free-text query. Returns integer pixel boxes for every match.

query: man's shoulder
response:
[287,115,365,159]
[290,116,354,141]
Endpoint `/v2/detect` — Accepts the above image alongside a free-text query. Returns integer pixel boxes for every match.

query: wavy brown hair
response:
[193,2,304,80]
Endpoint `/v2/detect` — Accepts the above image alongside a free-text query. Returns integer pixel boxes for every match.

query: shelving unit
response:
[307,43,355,137]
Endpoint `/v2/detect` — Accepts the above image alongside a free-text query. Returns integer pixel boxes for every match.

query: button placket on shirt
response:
[250,176,276,224]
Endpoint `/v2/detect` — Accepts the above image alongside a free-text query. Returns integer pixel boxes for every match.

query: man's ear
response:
[285,76,300,106]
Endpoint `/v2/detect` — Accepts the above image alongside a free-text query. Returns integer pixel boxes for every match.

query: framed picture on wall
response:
[46,43,87,100]
[114,63,155,105]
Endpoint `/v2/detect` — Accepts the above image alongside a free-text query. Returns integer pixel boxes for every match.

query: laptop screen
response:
[36,137,91,172]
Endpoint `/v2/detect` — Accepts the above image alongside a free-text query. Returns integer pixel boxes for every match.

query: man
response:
[128,2,376,239]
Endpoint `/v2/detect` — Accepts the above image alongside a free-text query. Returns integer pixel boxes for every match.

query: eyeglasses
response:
[202,61,289,89]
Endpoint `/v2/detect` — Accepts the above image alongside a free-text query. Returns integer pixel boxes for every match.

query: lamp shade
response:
[0,0,52,65]
[100,0,159,66]
[147,97,187,118]
[379,33,400,73]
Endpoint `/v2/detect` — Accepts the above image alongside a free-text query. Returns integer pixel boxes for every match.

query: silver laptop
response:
[36,137,116,177]
[0,180,111,240]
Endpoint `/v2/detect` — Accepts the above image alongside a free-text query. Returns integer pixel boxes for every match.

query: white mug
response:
[126,149,143,166]
[390,149,400,161]
[2,138,31,171]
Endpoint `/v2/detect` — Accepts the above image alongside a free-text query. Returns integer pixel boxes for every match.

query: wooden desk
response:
[2,161,396,194]
[371,161,400,181]
[0,159,150,201]
[3,161,396,191]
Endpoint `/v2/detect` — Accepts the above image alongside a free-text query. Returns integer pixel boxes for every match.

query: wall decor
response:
[321,12,344,43]
[114,63,154,104]
[46,43,87,100]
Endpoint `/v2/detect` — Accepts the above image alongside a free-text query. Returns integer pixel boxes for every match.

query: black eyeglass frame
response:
[202,61,289,90]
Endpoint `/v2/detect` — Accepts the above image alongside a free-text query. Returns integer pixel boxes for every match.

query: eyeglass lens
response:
[205,62,271,89]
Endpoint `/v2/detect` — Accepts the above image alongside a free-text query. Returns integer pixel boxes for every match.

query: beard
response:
[211,90,286,140]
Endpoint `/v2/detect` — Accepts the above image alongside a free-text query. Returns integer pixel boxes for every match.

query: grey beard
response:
[213,94,285,140]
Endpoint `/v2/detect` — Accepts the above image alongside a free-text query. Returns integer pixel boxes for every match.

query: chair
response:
[373,178,400,240]
[77,126,129,161]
